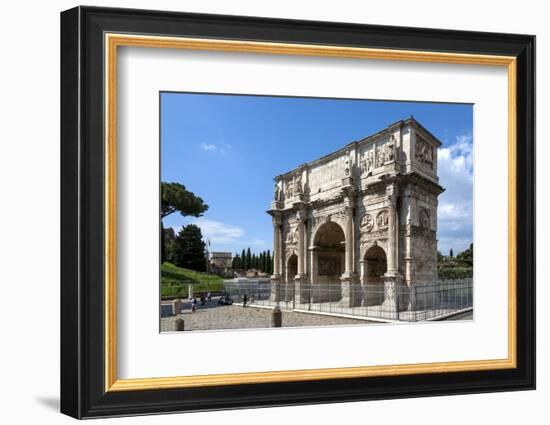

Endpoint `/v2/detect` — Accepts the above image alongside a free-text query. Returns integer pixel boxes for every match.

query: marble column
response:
[386,194,397,274]
[340,205,358,307]
[294,211,307,304]
[383,185,404,317]
[359,260,366,285]
[309,248,318,283]
[308,246,318,305]
[344,206,354,277]
[359,259,367,306]
[270,215,282,302]
[296,213,305,276]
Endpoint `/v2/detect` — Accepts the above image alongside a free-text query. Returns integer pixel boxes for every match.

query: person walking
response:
[191,296,197,313]
[243,293,248,308]
[206,291,212,303]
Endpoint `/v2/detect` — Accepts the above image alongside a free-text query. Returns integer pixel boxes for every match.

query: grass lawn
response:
[161,262,225,298]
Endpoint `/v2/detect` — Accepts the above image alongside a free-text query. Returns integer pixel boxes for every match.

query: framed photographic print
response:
[60,6,536,419]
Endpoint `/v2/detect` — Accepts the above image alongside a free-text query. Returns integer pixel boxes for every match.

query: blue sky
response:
[161,92,473,256]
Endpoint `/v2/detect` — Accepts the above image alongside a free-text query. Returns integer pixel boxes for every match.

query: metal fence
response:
[222,278,473,322]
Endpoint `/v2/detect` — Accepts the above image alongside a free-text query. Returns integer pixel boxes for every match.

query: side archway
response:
[283,254,298,302]
[286,254,298,283]
[362,245,387,306]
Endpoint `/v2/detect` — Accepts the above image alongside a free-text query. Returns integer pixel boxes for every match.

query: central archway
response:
[312,221,345,302]
[362,245,387,306]
[286,254,298,282]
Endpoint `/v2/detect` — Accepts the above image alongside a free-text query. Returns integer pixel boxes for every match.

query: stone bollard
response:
[271,306,282,328]
[174,318,185,331]
[172,298,182,316]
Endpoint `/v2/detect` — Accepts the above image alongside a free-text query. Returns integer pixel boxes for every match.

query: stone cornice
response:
[309,193,346,209]
[398,172,445,196]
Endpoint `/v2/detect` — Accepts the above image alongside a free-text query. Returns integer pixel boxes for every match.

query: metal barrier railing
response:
[221,278,473,322]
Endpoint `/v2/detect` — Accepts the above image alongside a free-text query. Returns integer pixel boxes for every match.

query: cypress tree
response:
[267,249,272,274]
[246,247,252,270]
[260,252,265,272]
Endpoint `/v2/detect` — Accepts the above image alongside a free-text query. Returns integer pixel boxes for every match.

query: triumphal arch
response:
[268,117,445,313]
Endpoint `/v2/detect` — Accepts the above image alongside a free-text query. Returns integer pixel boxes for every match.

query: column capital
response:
[272,214,283,227]
[385,181,398,196]
[296,208,307,223]
[341,185,357,200]
[386,183,398,206]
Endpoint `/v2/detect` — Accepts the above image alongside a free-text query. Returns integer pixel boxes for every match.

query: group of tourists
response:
[188,291,250,312]
[190,291,212,312]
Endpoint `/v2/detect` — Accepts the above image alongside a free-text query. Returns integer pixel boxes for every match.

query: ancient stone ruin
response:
[268,117,445,314]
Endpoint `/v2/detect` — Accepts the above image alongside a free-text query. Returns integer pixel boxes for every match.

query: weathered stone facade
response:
[268,117,444,312]
[210,252,233,269]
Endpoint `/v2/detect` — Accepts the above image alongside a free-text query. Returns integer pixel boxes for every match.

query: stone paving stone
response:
[160,304,377,332]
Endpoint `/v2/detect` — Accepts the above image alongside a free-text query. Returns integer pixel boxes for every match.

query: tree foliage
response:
[163,226,177,263]
[437,244,473,279]
[172,224,207,272]
[246,248,252,270]
[161,182,208,219]
[160,182,208,264]
[231,248,273,274]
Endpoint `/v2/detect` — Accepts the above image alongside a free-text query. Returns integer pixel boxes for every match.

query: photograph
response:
[159,93,474,331]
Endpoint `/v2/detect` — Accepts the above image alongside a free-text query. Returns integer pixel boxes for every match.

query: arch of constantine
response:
[268,117,445,314]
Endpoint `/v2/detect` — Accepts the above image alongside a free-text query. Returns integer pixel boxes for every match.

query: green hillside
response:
[437,258,473,280]
[161,262,225,298]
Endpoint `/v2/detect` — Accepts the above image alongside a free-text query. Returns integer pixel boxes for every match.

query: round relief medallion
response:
[376,210,389,228]
[360,213,374,232]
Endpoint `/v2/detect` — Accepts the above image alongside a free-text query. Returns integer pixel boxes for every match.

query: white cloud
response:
[199,141,232,155]
[437,133,474,253]
[190,218,243,244]
[200,142,217,152]
[439,202,470,220]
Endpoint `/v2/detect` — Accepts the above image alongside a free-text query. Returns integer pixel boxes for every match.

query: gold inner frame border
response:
[104,33,517,392]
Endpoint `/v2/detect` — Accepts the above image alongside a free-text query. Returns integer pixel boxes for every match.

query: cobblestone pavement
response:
[161,303,378,332]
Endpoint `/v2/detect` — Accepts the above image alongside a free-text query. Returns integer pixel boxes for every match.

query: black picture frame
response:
[60,5,535,419]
